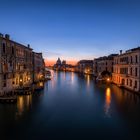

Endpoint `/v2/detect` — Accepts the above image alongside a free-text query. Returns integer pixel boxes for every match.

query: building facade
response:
[93,54,118,77]
[112,47,140,92]
[77,60,93,74]
[0,34,45,94]
[33,52,45,83]
[53,58,75,71]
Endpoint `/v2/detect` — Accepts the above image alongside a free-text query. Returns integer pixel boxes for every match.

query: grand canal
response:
[0,71,140,140]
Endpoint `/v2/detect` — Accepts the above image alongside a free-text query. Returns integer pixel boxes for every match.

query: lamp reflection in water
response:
[16,95,32,118]
[87,75,90,87]
[71,72,74,84]
[85,75,90,94]
[104,87,111,117]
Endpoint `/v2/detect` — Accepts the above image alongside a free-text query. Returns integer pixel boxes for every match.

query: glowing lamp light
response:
[40,74,43,78]
[19,79,23,82]
[107,78,110,82]
[39,82,43,87]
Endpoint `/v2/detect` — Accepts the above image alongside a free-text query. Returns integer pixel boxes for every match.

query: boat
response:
[96,75,111,84]
[45,70,52,80]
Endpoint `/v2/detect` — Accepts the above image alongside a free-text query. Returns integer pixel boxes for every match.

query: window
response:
[127,79,128,85]
[112,67,113,73]
[12,46,14,54]
[130,68,132,75]
[130,80,132,87]
[135,81,137,88]
[9,61,12,67]
[130,56,133,63]
[120,68,128,74]
[135,55,138,63]
[3,43,6,53]
[135,68,138,77]
[3,74,6,80]
[3,82,6,87]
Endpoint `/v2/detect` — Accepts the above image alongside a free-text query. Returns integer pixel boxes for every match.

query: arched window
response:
[135,81,137,88]
[135,67,137,77]
[135,55,138,63]
[12,46,14,54]
[130,67,132,75]
[3,43,6,53]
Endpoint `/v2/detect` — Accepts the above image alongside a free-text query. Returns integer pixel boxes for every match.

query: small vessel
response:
[45,70,52,80]
[96,74,104,83]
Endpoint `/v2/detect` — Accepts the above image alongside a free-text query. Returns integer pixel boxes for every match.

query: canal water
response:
[0,71,140,140]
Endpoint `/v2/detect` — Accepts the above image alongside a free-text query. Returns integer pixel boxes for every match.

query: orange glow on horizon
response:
[45,59,77,66]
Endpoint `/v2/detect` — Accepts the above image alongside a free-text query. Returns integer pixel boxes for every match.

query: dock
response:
[15,87,32,95]
[0,96,17,103]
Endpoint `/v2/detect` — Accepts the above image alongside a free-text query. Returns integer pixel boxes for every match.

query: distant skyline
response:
[0,0,140,65]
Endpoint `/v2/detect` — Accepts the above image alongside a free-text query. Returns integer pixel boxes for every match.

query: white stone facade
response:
[112,47,140,92]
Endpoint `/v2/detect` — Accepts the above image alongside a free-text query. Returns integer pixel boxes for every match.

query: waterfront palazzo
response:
[0,34,45,95]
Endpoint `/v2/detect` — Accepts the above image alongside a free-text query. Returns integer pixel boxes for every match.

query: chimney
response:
[27,44,30,48]
[120,50,122,55]
[5,34,10,40]
[0,33,3,37]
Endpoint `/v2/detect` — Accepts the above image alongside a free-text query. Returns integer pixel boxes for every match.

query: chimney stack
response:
[27,44,30,48]
[120,50,122,55]
[0,33,3,37]
[5,34,10,40]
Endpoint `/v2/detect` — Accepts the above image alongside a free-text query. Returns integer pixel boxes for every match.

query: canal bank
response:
[0,71,140,140]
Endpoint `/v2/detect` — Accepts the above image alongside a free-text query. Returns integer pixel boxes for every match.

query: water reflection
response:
[84,75,92,96]
[50,70,56,89]
[112,85,140,111]
[16,95,32,118]
[86,75,90,87]
[63,71,66,81]
[104,87,111,117]
[1,71,140,140]
[71,72,74,84]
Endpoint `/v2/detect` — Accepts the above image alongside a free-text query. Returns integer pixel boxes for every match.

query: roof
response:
[125,47,140,53]
[115,47,140,57]
[94,54,118,61]
[0,35,33,50]
[78,60,93,64]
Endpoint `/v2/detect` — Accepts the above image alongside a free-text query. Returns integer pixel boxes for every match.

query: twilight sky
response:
[0,0,140,65]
